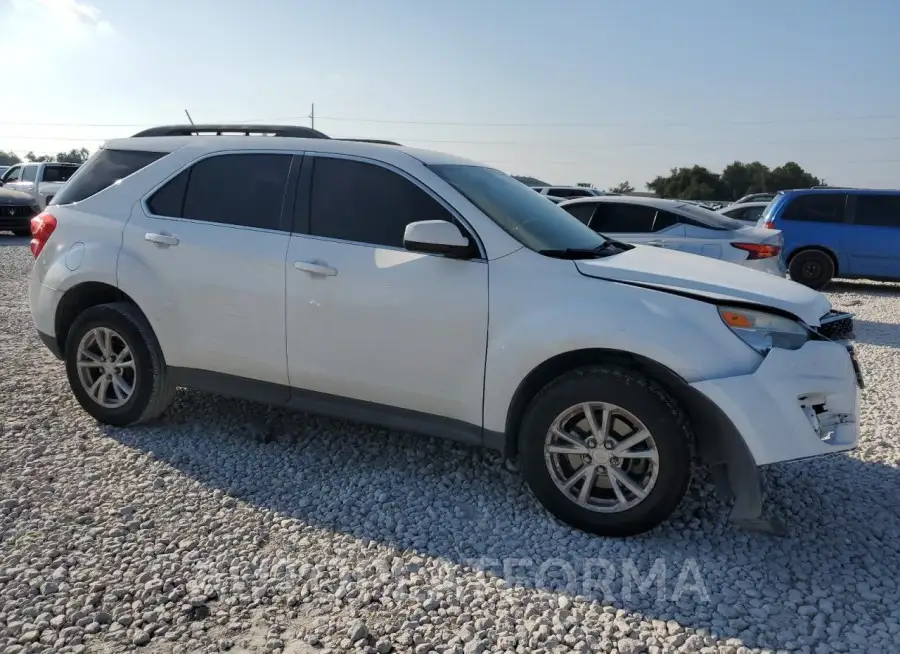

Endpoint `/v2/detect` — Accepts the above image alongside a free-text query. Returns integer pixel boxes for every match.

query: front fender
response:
[481,254,762,434]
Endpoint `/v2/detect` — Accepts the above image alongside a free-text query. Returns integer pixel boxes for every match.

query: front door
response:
[285,154,489,435]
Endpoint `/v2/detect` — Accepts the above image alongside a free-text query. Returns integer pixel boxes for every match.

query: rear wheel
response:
[64,302,176,426]
[788,249,834,289]
[518,365,691,537]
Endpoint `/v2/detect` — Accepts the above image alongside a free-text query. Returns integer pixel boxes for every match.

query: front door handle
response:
[294,260,338,277]
[145,232,179,247]
[646,240,668,247]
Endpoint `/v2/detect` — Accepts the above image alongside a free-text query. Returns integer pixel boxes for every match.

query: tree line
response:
[515,160,824,200]
[1,148,93,166]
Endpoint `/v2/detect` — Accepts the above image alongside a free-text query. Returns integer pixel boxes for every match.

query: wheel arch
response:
[500,347,767,527]
[54,282,149,356]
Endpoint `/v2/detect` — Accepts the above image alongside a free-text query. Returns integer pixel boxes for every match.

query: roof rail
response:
[811,185,853,189]
[337,138,403,146]
[130,124,331,139]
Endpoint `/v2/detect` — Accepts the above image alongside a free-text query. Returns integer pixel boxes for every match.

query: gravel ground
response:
[1,236,899,654]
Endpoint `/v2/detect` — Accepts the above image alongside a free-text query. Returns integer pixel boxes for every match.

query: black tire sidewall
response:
[64,306,156,426]
[519,369,691,536]
[789,250,834,289]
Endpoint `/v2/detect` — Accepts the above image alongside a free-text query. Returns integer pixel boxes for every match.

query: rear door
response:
[588,202,686,248]
[120,151,296,391]
[776,193,850,273]
[844,193,900,279]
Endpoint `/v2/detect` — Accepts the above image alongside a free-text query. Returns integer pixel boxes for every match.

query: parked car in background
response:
[531,185,609,199]
[735,192,777,204]
[28,124,860,538]
[0,186,42,236]
[558,196,785,275]
[0,161,81,208]
[718,201,770,224]
[545,195,567,204]
[0,166,9,177]
[760,188,900,288]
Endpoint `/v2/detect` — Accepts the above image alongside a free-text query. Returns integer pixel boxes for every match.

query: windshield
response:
[674,202,746,230]
[429,164,608,253]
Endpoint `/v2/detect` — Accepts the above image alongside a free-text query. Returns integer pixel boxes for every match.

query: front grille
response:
[0,205,36,219]
[818,310,855,340]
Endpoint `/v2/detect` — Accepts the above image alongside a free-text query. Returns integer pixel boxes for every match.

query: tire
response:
[64,302,176,426]
[788,249,835,289]
[518,365,691,537]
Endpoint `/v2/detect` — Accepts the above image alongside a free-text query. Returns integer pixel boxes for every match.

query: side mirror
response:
[403,220,475,259]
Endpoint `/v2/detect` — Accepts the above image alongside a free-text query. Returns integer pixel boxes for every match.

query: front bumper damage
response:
[689,312,861,535]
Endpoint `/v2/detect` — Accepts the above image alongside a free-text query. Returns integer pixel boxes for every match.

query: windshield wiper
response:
[538,240,632,259]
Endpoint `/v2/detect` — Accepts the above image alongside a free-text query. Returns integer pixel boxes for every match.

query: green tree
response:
[24,148,92,164]
[646,165,726,200]
[609,181,635,194]
[0,151,21,166]
[512,175,549,186]
[648,161,822,200]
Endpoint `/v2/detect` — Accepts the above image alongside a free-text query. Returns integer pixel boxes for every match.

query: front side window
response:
[781,193,847,223]
[430,164,608,253]
[853,194,900,228]
[2,165,22,183]
[42,164,79,184]
[309,156,456,248]
[147,153,292,231]
[21,165,38,182]
[54,149,165,205]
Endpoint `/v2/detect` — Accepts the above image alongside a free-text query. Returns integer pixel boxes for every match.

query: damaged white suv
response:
[28,124,862,536]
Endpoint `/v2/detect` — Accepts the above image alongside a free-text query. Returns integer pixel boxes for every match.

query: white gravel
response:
[1,237,899,654]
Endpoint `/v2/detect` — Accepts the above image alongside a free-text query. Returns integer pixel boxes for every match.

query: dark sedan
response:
[0,187,40,236]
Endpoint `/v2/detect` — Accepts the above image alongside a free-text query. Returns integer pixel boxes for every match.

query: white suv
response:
[28,124,862,537]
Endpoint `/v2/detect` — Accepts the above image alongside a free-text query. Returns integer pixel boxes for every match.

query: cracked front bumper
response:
[690,340,861,467]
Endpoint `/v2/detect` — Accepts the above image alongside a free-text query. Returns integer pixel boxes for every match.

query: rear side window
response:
[42,164,79,184]
[309,156,455,248]
[853,194,900,228]
[53,149,165,205]
[591,203,657,233]
[147,153,293,230]
[780,194,847,223]
[562,203,597,225]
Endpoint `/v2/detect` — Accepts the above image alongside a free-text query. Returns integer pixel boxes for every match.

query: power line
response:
[6,133,900,150]
[2,112,900,129]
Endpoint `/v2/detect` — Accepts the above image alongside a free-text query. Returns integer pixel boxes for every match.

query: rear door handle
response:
[294,260,338,277]
[145,232,179,247]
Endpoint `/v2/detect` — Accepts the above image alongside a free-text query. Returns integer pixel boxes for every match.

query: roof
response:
[102,134,483,168]
[777,187,900,196]
[559,195,690,209]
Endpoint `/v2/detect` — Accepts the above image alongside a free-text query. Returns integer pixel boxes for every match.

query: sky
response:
[2,0,900,190]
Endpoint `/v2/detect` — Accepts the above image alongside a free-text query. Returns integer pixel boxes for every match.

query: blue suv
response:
[760,188,900,288]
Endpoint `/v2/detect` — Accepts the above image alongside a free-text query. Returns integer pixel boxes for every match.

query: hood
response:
[575,245,831,326]
[0,187,36,205]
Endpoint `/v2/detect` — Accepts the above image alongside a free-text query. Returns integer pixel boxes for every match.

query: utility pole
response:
[309,103,315,130]
[184,109,195,125]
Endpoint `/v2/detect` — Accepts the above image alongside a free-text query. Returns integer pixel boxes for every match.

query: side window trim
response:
[140,149,299,234]
[297,152,486,260]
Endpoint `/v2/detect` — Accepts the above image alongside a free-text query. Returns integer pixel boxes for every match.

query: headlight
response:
[718,306,809,353]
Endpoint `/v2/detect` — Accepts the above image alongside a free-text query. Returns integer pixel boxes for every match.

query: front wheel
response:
[64,302,176,426]
[518,366,691,537]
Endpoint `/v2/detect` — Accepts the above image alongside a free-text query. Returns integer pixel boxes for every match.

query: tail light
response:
[731,242,781,260]
[761,217,776,229]
[30,211,57,258]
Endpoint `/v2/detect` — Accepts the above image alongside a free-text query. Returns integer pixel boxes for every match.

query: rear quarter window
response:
[52,149,166,205]
[780,193,847,223]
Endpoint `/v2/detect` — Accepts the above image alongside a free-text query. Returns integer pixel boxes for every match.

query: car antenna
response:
[184,109,195,126]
